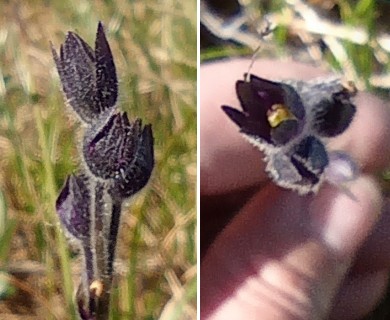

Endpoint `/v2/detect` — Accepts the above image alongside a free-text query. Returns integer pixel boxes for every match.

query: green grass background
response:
[0,1,196,319]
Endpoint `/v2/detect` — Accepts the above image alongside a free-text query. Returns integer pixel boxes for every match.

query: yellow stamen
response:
[90,279,104,298]
[267,104,296,128]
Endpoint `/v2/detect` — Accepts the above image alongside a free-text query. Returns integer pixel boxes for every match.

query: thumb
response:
[201,176,382,320]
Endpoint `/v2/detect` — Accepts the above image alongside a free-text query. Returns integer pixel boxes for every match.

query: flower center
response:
[267,104,296,128]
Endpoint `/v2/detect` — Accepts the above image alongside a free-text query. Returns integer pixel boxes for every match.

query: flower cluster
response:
[222,74,357,194]
[52,22,154,319]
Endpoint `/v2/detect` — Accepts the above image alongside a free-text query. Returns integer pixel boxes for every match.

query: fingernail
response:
[311,176,382,257]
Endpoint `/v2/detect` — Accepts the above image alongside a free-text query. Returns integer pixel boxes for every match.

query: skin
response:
[200,59,390,320]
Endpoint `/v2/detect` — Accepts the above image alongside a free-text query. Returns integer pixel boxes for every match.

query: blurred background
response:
[201,0,390,94]
[0,1,196,319]
[201,0,390,319]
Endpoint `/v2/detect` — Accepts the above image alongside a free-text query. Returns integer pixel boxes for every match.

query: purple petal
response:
[82,112,154,199]
[266,152,302,186]
[277,136,329,192]
[56,175,91,241]
[109,123,154,199]
[291,136,329,175]
[95,22,118,112]
[267,147,324,194]
[221,106,246,128]
[83,113,143,180]
[270,119,299,145]
[279,83,305,120]
[236,77,271,118]
[221,105,271,142]
[225,74,306,145]
[243,75,305,120]
[51,33,97,123]
[51,22,117,124]
[311,92,356,137]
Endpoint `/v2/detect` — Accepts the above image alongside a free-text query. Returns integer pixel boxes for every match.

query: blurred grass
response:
[0,0,196,319]
[201,0,390,93]
[201,0,390,319]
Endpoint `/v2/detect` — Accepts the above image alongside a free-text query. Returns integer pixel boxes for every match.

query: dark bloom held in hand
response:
[222,74,357,194]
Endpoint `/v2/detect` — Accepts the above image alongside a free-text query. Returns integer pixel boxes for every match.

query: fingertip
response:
[311,175,383,257]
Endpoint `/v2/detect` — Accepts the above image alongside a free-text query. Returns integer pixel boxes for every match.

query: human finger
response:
[201,176,382,319]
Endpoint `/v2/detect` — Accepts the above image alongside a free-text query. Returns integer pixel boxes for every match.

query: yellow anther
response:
[267,104,295,128]
[90,279,104,298]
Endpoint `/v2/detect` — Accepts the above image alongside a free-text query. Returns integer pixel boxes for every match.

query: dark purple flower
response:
[109,123,154,199]
[288,78,356,138]
[311,90,356,137]
[83,112,154,199]
[53,22,154,318]
[264,136,329,194]
[51,22,117,124]
[290,135,329,187]
[222,75,305,146]
[222,74,357,194]
[56,174,91,241]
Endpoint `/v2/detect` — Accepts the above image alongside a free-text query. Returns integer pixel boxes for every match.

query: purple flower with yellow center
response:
[222,74,357,194]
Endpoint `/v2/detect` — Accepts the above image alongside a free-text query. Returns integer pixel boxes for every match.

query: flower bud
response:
[56,174,91,241]
[83,112,154,199]
[51,22,117,124]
